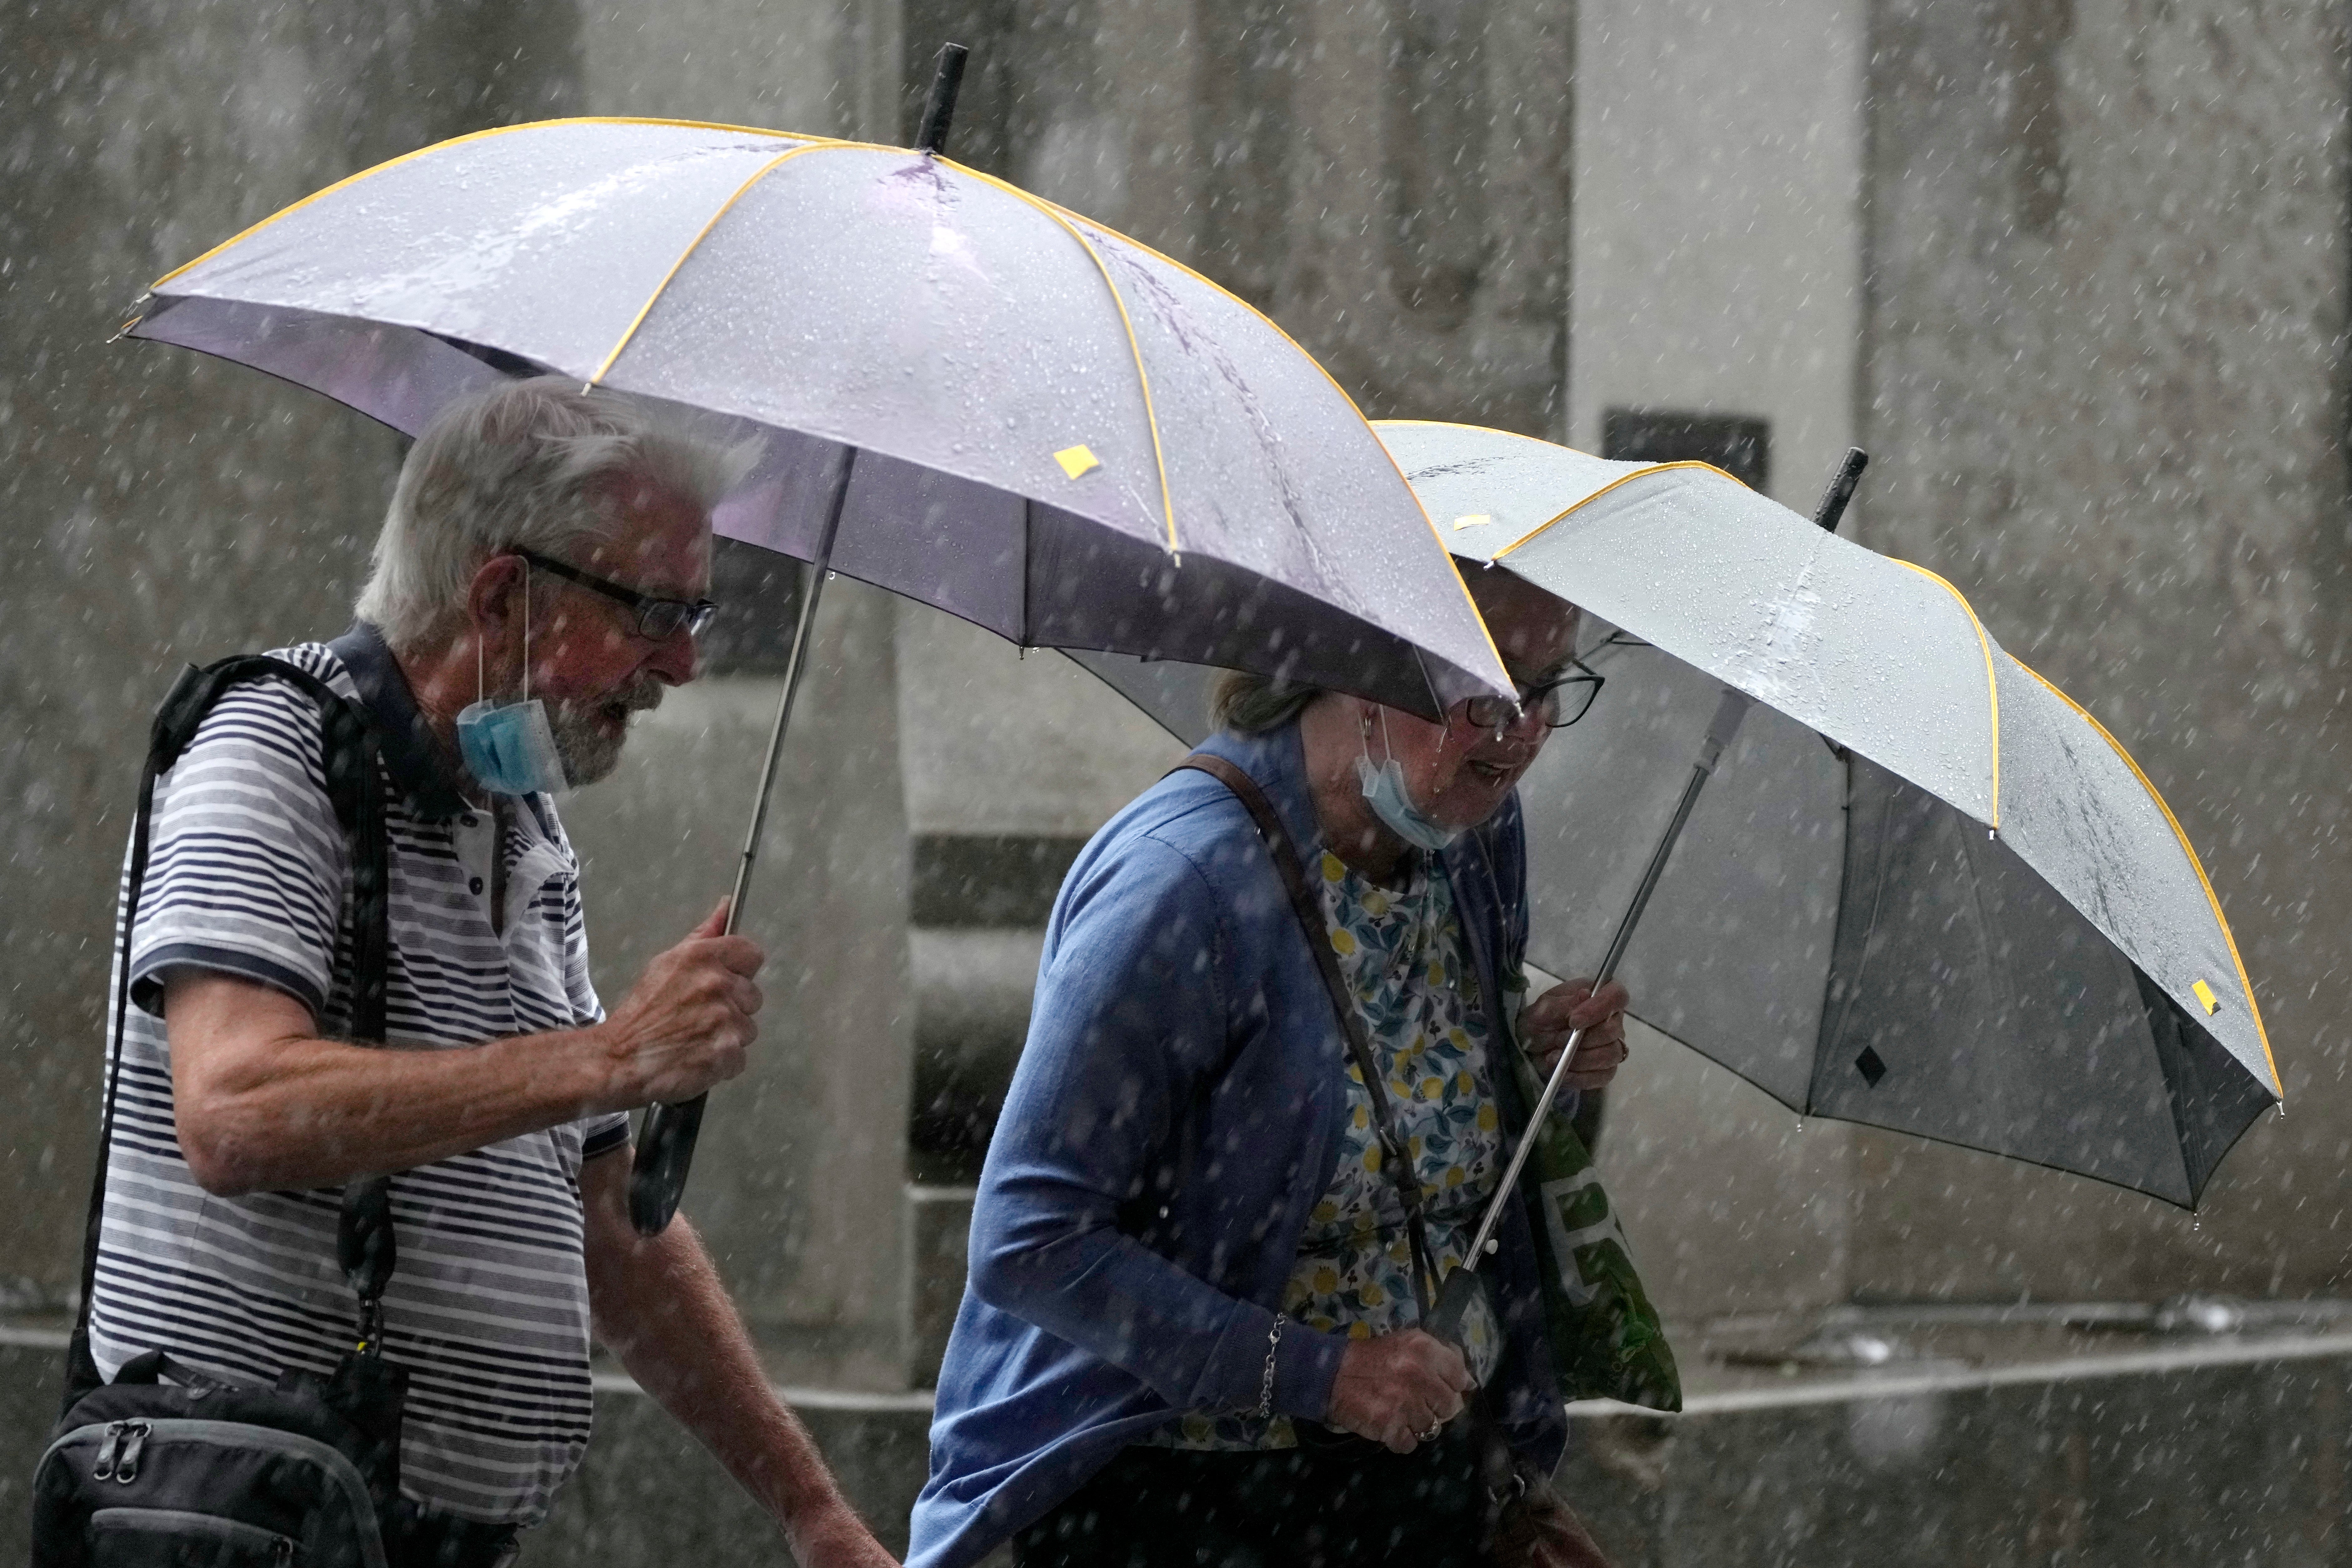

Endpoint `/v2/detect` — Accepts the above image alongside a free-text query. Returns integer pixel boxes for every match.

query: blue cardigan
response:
[909,725,1569,1568]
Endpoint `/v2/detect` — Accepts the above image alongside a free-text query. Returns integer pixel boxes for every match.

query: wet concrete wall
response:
[1568,0,1867,510]
[0,0,579,1300]
[905,0,1575,434]
[1855,0,2352,1298]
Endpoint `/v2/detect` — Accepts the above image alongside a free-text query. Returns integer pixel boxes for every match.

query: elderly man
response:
[83,377,893,1567]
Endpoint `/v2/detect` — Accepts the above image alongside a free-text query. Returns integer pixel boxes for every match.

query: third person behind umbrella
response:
[908,565,1629,1568]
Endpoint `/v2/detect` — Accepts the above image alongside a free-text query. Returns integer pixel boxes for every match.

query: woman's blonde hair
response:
[1211,670,1323,734]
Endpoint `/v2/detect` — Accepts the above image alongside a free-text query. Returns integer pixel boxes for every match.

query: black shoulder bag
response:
[1172,754,1614,1568]
[32,658,511,1568]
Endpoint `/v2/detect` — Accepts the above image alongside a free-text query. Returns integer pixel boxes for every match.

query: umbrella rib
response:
[936,160,1178,557]
[1487,461,1754,563]
[1038,233,1511,683]
[149,117,862,293]
[1887,559,2002,832]
[926,176,1514,694]
[2010,658,2280,1095]
[1815,753,1885,1112]
[587,142,844,387]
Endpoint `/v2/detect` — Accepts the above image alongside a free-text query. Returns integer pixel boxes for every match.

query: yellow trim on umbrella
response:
[1373,417,1603,461]
[1489,459,1752,556]
[1887,560,2001,829]
[143,119,1496,683]
[1476,455,2000,827]
[2012,659,2281,1095]
[931,159,1179,556]
[992,216,1511,689]
[588,141,842,386]
[149,117,874,290]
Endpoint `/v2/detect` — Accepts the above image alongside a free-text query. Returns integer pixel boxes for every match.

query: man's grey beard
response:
[546,673,665,787]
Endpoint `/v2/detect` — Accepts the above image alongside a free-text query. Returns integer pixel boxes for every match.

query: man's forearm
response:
[166,971,613,1193]
[582,1157,888,1565]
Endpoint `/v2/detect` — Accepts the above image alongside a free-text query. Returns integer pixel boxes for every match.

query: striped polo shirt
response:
[88,623,630,1526]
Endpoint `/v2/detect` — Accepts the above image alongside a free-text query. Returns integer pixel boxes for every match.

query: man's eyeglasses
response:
[512,547,718,641]
[1461,662,1605,732]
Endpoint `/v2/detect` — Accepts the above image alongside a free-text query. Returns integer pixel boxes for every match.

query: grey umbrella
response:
[117,57,1513,1231]
[1077,422,2279,1211]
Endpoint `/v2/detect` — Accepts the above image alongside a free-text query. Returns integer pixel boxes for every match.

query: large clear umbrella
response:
[1079,422,2280,1214]
[117,56,1513,1232]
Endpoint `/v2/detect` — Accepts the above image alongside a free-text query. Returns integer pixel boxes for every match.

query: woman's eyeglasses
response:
[1460,662,1605,732]
[512,547,719,640]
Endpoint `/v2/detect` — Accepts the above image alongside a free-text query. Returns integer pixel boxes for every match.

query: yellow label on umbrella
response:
[2192,979,2220,1014]
[1452,513,1493,529]
[1055,445,1101,479]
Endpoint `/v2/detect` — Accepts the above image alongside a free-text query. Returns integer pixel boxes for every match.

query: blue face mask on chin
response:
[457,696,567,796]
[1356,715,1462,853]
[456,563,569,797]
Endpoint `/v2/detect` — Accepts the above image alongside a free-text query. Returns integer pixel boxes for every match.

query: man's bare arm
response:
[580,1152,897,1568]
[166,899,761,1195]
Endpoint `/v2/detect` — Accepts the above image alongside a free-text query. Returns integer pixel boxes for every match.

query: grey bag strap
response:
[1171,753,1441,1317]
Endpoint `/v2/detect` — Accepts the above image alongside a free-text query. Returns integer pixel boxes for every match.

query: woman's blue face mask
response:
[1355,711,1461,852]
[456,564,569,797]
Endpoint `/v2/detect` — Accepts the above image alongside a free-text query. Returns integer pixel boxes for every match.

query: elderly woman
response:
[909,567,1628,1568]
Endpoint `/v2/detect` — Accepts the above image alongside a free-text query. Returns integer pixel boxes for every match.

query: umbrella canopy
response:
[122,107,1515,1234]
[123,116,1511,717]
[1079,421,2279,1208]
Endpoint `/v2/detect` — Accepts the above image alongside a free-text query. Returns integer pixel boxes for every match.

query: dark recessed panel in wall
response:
[912,833,1090,928]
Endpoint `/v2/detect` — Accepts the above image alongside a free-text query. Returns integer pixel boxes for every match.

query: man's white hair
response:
[357,376,756,651]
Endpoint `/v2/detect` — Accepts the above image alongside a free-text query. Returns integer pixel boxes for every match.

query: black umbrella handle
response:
[628,1094,707,1236]
[628,446,860,1237]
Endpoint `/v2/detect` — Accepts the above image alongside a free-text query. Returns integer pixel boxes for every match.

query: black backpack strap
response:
[68,655,396,1409]
[1170,752,1442,1318]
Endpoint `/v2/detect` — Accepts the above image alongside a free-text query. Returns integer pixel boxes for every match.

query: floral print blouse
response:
[1153,848,1507,1451]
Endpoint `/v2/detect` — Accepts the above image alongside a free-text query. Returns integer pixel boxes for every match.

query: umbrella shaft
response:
[1459,686,1752,1270]
[628,445,862,1237]
[725,447,858,936]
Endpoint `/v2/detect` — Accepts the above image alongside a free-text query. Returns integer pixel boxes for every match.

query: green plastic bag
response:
[1507,1049,1682,1413]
